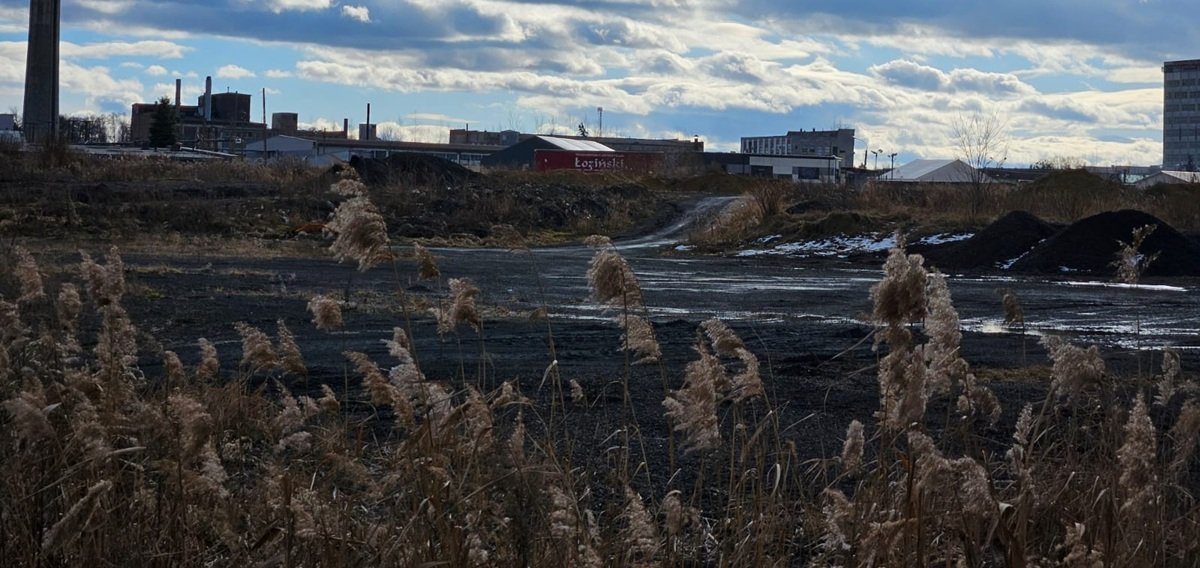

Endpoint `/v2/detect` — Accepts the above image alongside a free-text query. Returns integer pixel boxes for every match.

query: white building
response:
[885,159,993,184]
[1135,170,1200,189]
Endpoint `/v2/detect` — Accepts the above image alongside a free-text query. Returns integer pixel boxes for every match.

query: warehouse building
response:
[700,153,841,183]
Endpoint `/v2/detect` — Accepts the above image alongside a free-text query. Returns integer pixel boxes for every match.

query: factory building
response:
[130,77,265,151]
[740,128,856,169]
[1163,59,1200,170]
[243,135,501,169]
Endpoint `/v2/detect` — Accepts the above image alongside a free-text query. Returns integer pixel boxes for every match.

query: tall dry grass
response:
[2,201,1199,566]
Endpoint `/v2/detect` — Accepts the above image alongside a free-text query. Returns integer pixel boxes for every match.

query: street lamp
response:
[888,152,897,179]
[871,149,882,170]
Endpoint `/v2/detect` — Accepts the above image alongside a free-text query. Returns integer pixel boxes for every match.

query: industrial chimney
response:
[174,78,181,106]
[22,0,61,144]
[204,76,213,122]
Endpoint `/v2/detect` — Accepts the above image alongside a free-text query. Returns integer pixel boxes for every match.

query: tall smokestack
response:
[174,78,181,106]
[204,76,213,122]
[343,118,349,137]
[365,103,371,141]
[22,0,61,144]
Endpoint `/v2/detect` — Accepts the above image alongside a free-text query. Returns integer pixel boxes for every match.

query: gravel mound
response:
[923,211,1058,270]
[1010,209,1200,276]
[349,153,480,187]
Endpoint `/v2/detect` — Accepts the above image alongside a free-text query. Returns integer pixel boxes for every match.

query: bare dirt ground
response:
[47,221,1190,494]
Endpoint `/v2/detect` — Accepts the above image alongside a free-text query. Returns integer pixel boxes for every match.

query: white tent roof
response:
[538,136,614,152]
[885,159,989,183]
[1134,170,1200,188]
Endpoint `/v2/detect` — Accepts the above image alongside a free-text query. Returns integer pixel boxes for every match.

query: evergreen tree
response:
[148,96,177,148]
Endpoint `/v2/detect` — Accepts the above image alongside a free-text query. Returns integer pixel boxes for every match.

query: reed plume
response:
[56,283,82,347]
[840,419,865,475]
[413,243,440,281]
[196,338,219,381]
[569,379,586,404]
[1041,335,1105,400]
[307,294,343,331]
[1168,402,1200,480]
[664,337,722,454]
[997,287,1024,327]
[12,246,45,302]
[234,322,279,371]
[163,350,186,386]
[586,236,644,309]
[2,388,56,446]
[870,236,927,343]
[328,195,392,272]
[1154,349,1182,406]
[79,247,126,306]
[621,486,658,562]
[275,320,307,377]
[620,314,661,365]
[1117,394,1158,521]
[1112,224,1159,284]
[435,278,481,335]
[41,480,113,554]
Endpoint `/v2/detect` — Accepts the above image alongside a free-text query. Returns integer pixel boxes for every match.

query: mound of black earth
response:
[923,210,1058,270]
[349,153,481,187]
[1009,209,1200,277]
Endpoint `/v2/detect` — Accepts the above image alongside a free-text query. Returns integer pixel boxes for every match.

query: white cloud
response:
[61,40,189,60]
[145,65,168,76]
[264,0,333,13]
[77,0,135,15]
[216,64,256,79]
[406,112,475,124]
[341,5,371,23]
[266,69,294,79]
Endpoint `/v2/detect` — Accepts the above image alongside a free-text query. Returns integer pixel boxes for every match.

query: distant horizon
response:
[1,1,1189,167]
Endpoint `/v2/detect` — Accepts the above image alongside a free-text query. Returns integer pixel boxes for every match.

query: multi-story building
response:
[740,128,856,168]
[1164,59,1200,170]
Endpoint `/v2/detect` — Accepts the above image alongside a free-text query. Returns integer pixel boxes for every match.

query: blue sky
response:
[0,0,1188,166]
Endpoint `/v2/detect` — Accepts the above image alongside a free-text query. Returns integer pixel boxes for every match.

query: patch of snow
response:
[918,232,973,245]
[674,244,695,252]
[1056,281,1188,293]
[738,233,898,258]
[755,234,783,244]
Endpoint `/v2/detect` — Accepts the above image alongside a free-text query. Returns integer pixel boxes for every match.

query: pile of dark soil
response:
[1010,209,1200,276]
[349,153,480,188]
[922,210,1058,270]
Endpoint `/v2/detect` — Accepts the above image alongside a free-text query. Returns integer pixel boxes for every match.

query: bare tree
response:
[952,112,1009,221]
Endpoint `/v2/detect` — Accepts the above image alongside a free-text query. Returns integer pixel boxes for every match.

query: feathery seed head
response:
[413,243,440,281]
[307,294,343,331]
[234,322,278,370]
[12,246,45,302]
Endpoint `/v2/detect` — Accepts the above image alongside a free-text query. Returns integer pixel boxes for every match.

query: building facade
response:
[1164,59,1200,170]
[739,128,856,168]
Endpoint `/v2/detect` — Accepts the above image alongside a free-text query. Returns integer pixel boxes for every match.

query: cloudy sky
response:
[0,0,1189,166]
